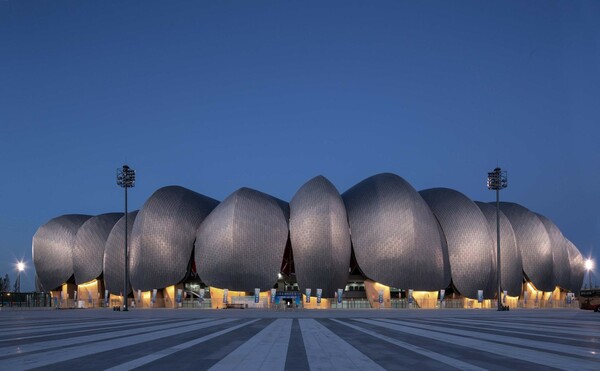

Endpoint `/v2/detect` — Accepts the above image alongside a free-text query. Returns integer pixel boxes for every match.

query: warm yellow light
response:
[16,262,25,272]
[585,259,594,271]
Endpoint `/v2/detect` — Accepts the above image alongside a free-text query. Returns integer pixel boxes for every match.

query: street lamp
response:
[487,167,508,311]
[117,164,135,311]
[15,261,25,293]
[585,259,594,289]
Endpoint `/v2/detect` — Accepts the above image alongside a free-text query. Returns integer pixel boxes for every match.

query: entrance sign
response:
[316,288,322,304]
[176,289,182,304]
[477,290,483,303]
[271,288,276,303]
[305,288,311,303]
[254,288,260,303]
[337,289,343,304]
[408,289,413,304]
[378,289,384,304]
[151,289,157,304]
[439,289,445,301]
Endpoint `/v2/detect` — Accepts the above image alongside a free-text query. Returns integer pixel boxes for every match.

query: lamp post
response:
[487,167,508,311]
[117,165,135,311]
[585,259,594,289]
[15,261,25,293]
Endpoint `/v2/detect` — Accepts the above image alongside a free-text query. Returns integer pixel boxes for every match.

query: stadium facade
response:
[32,173,586,309]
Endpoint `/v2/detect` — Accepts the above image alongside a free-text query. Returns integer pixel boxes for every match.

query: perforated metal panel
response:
[536,213,571,291]
[498,202,554,292]
[130,186,219,291]
[475,202,523,297]
[565,239,585,294]
[290,175,351,298]
[195,187,289,292]
[342,173,450,290]
[420,189,496,299]
[32,214,91,291]
[103,211,138,295]
[72,213,122,284]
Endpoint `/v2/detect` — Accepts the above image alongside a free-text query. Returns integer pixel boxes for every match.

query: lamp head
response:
[17,261,25,272]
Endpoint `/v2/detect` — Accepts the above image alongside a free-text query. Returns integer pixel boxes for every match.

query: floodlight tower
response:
[15,261,25,293]
[117,164,135,311]
[487,167,508,311]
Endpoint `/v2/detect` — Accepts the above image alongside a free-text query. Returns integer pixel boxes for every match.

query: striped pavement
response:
[0,310,598,370]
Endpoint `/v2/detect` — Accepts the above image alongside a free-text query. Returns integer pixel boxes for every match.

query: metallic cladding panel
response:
[475,202,523,297]
[73,213,123,284]
[342,173,450,290]
[103,211,138,295]
[290,175,351,298]
[32,214,92,291]
[420,189,496,299]
[565,239,585,294]
[130,186,219,291]
[536,213,571,290]
[195,187,289,292]
[498,202,554,292]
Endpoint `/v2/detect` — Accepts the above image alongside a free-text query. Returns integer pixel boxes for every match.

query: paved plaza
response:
[0,308,598,370]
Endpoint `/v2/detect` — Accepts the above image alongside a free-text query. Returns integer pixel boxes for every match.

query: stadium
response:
[32,173,586,309]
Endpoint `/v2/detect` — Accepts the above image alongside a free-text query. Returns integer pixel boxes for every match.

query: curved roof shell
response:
[32,214,91,291]
[475,202,523,296]
[420,188,496,299]
[565,239,585,294]
[342,173,450,290]
[73,213,122,284]
[104,211,138,295]
[536,213,571,290]
[290,175,351,298]
[498,202,554,292]
[195,187,289,292]
[130,186,219,291]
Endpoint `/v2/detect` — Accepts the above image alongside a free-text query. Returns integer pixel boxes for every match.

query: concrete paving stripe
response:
[357,319,600,370]
[417,318,600,342]
[442,318,600,337]
[105,319,261,371]
[0,319,168,343]
[3,318,238,370]
[0,318,152,337]
[299,318,384,371]
[377,318,599,358]
[208,319,292,371]
[0,318,213,358]
[331,319,485,371]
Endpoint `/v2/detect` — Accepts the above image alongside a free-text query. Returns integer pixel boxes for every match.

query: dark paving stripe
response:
[29,319,260,370]
[132,318,275,371]
[285,318,309,371]
[361,319,564,371]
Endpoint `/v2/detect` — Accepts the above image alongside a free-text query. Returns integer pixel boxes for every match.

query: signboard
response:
[316,288,322,304]
[566,292,573,304]
[408,289,413,304]
[337,289,343,304]
[270,288,276,303]
[305,288,311,303]
[200,288,205,299]
[88,291,93,304]
[502,290,507,304]
[73,291,77,301]
[176,289,182,304]
[137,289,142,304]
[439,289,445,301]
[254,288,260,304]
[477,290,483,303]
[378,289,384,304]
[105,290,109,307]
[151,289,157,304]
[223,289,229,304]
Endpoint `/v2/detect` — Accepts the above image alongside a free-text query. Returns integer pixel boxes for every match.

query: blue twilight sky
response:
[1,1,599,291]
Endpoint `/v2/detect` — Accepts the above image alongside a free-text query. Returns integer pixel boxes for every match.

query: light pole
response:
[585,259,594,289]
[487,167,508,311]
[117,164,135,311]
[15,261,25,293]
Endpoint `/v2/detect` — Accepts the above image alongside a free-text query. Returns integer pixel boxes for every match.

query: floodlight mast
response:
[487,167,507,311]
[117,165,135,311]
[15,261,25,293]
